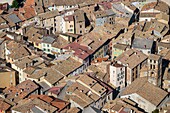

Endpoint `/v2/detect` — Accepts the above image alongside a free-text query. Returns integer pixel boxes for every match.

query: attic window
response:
[99,91,101,93]
[89,83,92,86]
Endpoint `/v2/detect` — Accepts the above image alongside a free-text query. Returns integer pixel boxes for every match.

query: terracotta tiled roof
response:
[115,49,148,69]
[3,80,39,103]
[141,1,169,14]
[52,36,69,49]
[103,98,143,113]
[68,107,81,113]
[29,94,69,112]
[50,0,87,6]
[0,97,11,111]
[22,6,36,20]
[51,57,83,76]
[12,98,57,112]
[122,77,168,106]
[6,41,31,60]
[24,0,35,6]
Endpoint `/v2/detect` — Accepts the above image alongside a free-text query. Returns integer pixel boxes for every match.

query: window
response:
[36,43,39,46]
[48,49,50,52]
[47,44,49,47]
[154,60,156,63]
[80,25,82,28]
[151,72,154,75]
[80,30,82,33]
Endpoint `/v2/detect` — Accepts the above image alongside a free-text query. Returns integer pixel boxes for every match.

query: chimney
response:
[126,63,129,66]
[15,92,18,97]
[20,88,24,92]
[10,98,14,102]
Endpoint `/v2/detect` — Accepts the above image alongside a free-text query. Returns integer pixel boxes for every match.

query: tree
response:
[152,109,159,113]
[11,0,25,8]
[11,0,19,8]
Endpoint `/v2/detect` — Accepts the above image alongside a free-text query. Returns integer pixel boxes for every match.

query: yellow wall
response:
[33,42,42,50]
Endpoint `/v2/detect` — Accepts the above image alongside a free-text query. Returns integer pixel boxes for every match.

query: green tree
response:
[11,0,19,8]
[152,109,159,113]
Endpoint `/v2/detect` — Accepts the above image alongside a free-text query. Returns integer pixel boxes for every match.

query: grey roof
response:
[106,9,116,16]
[43,36,55,44]
[8,14,21,24]
[55,54,72,61]
[31,106,44,113]
[39,81,51,92]
[132,38,154,49]
[112,4,133,17]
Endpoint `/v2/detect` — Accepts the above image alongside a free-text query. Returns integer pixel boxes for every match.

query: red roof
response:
[22,6,36,20]
[64,42,93,60]
[51,98,70,112]
[12,5,36,21]
[29,94,69,112]
[91,57,109,63]
[29,95,53,103]
[99,1,112,10]
[64,15,74,21]
[48,87,62,95]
